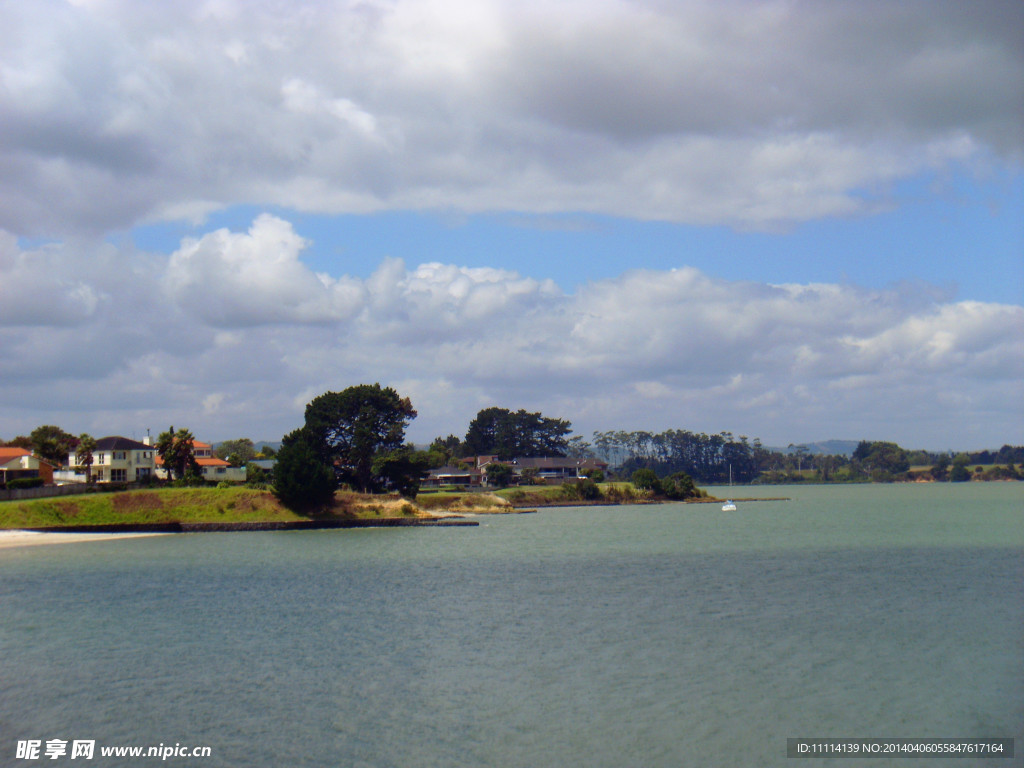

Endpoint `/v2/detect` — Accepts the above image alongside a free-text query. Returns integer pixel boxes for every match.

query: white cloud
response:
[0,0,1019,235]
[0,233,102,326]
[163,214,364,326]
[1,214,1019,447]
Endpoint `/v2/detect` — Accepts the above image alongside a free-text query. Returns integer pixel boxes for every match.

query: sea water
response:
[0,483,1020,767]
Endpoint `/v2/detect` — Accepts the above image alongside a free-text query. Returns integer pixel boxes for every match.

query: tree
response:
[485,463,514,488]
[31,425,78,467]
[75,434,98,484]
[853,441,909,478]
[931,454,950,482]
[464,407,571,458]
[156,426,201,482]
[950,454,972,483]
[215,438,256,466]
[2,435,33,450]
[303,384,418,493]
[565,435,595,459]
[372,446,432,498]
[273,429,336,509]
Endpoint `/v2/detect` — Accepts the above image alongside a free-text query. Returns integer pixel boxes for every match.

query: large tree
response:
[215,438,257,466]
[303,384,418,493]
[463,407,572,458]
[31,425,78,467]
[852,440,910,478]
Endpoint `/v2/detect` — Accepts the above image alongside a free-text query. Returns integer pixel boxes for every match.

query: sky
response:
[1,0,1022,452]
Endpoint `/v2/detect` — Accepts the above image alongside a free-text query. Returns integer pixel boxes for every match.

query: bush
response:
[602,484,638,503]
[660,471,698,500]
[631,468,660,492]
[7,477,44,490]
[561,479,602,501]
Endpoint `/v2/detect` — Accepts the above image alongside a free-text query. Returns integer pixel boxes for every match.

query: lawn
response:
[0,487,424,529]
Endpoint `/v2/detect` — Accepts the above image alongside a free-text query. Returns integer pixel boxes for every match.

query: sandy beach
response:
[0,530,170,549]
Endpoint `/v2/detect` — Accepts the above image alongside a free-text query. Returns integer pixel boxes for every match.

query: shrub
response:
[631,468,660,492]
[7,477,44,490]
[660,471,698,500]
[561,479,601,501]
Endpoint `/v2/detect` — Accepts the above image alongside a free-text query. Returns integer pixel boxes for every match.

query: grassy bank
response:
[0,487,426,530]
[1,480,714,531]
[417,482,680,509]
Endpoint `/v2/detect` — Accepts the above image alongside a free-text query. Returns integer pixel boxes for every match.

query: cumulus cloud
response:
[0,0,1020,235]
[163,214,364,326]
[5,215,1018,448]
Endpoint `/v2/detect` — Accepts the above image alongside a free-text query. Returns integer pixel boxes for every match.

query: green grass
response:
[0,487,428,529]
[0,488,306,529]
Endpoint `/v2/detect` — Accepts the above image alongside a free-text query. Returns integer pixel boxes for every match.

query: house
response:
[0,447,56,485]
[68,436,157,483]
[153,439,247,483]
[422,464,484,488]
[476,455,609,486]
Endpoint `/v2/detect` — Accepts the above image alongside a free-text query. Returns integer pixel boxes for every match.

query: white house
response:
[68,436,157,483]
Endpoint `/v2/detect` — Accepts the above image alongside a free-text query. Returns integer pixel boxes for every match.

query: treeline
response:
[590,430,762,484]
[583,431,1024,484]
[6,404,1021,493]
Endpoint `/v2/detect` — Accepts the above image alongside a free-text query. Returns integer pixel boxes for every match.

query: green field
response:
[0,488,422,529]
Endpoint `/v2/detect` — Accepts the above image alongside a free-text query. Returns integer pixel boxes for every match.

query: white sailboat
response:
[721,465,737,511]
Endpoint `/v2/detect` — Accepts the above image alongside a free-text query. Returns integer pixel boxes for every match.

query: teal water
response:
[0,483,1021,767]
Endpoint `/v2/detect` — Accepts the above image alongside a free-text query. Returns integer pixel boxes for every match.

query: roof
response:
[428,465,480,476]
[0,447,58,469]
[489,456,608,470]
[154,455,231,467]
[95,436,153,452]
[196,457,230,467]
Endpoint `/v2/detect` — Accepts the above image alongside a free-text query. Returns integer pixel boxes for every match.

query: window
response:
[136,468,151,480]
[113,451,126,461]
[110,469,127,483]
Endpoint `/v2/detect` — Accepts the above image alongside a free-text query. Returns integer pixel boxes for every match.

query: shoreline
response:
[0,530,171,549]
[0,517,480,549]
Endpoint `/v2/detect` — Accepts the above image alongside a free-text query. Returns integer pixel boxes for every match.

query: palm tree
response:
[76,433,97,484]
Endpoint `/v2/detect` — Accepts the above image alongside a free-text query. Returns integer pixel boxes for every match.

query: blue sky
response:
[1,0,1021,451]
[131,166,1023,304]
